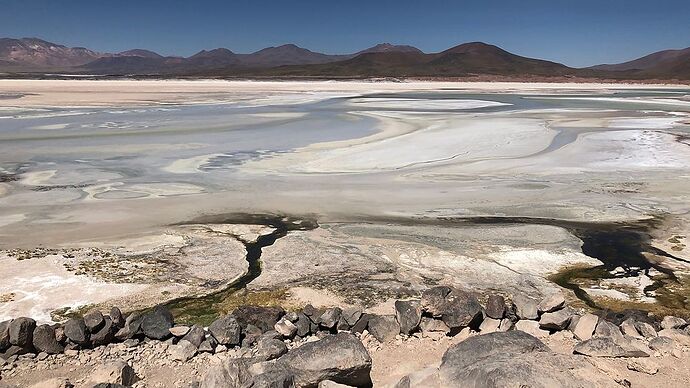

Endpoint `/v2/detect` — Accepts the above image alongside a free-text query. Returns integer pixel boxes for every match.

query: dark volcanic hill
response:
[590,47,690,71]
[1,36,688,81]
[252,42,576,78]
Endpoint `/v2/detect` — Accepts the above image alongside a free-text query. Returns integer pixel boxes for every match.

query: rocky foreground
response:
[2,286,690,387]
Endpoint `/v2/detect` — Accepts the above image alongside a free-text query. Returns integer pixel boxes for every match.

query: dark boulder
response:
[367,315,400,343]
[84,310,105,333]
[319,307,342,330]
[91,316,115,347]
[241,324,263,348]
[420,286,452,317]
[277,332,372,387]
[485,295,506,320]
[0,320,10,352]
[395,300,422,335]
[209,315,241,346]
[351,314,372,334]
[255,338,288,361]
[64,317,89,345]
[9,317,36,347]
[141,306,174,340]
[441,290,483,330]
[233,305,285,333]
[114,312,143,341]
[110,307,124,329]
[295,313,312,338]
[200,359,253,388]
[32,324,64,354]
[182,325,206,348]
[199,336,218,353]
[342,308,363,327]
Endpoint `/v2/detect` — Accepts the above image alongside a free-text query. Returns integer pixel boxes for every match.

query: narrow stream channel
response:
[165,214,317,324]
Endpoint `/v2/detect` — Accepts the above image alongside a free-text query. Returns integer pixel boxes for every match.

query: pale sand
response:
[0,79,687,108]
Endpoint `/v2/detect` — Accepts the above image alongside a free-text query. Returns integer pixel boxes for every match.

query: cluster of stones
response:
[2,285,690,387]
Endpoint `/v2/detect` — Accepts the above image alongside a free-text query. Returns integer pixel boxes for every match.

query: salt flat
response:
[0,80,689,321]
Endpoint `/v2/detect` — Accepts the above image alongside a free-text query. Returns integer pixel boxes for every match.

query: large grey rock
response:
[86,360,138,387]
[114,312,142,341]
[367,315,399,343]
[572,313,598,341]
[32,325,64,354]
[199,336,219,354]
[209,315,241,346]
[661,315,686,330]
[200,359,253,388]
[252,370,296,388]
[594,319,624,342]
[574,337,650,357]
[9,317,36,347]
[440,290,483,330]
[255,338,288,361]
[420,286,452,317]
[83,310,105,333]
[395,300,422,335]
[277,332,372,387]
[319,307,342,329]
[634,321,658,338]
[141,306,174,340]
[439,331,609,387]
[537,293,565,314]
[182,325,205,348]
[233,305,285,333]
[0,320,10,352]
[512,295,539,320]
[484,295,505,320]
[341,308,362,327]
[538,307,574,330]
[64,318,89,345]
[91,316,114,347]
[169,340,197,361]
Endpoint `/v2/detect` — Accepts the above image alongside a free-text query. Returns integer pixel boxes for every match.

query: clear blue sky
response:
[2,0,689,67]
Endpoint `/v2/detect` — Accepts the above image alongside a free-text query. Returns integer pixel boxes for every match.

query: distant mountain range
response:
[0,37,688,80]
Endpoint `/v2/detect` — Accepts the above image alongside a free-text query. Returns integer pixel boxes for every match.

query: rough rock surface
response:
[661,316,686,330]
[440,290,483,330]
[32,325,63,355]
[394,300,422,335]
[9,317,36,347]
[484,295,505,320]
[209,315,241,346]
[539,307,574,330]
[319,308,342,329]
[438,331,610,387]
[512,295,539,320]
[574,337,650,358]
[86,360,137,386]
[274,318,298,338]
[141,306,174,340]
[367,315,400,343]
[83,310,105,333]
[232,305,285,333]
[63,318,89,345]
[0,320,12,352]
[255,338,288,361]
[420,286,451,318]
[537,293,565,314]
[572,313,598,341]
[277,333,372,387]
[515,320,548,339]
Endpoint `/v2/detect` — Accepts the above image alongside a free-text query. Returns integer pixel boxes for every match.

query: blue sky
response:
[2,0,689,67]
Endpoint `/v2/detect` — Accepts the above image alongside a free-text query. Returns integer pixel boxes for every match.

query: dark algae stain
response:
[164,213,318,325]
[445,216,689,317]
